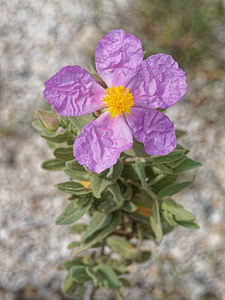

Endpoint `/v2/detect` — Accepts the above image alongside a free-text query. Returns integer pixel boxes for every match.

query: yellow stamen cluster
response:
[102,85,134,118]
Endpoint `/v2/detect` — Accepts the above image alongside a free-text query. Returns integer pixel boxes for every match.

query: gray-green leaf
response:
[54,146,74,161]
[56,181,91,196]
[150,199,163,243]
[56,196,93,225]
[162,199,195,222]
[41,158,65,171]
[157,179,193,198]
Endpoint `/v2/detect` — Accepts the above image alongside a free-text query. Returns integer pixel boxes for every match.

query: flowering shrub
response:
[33,30,201,299]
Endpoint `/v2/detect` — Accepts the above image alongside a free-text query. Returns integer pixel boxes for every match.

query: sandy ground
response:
[0,1,225,299]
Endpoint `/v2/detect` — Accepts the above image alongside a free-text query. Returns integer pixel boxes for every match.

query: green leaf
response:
[70,265,90,283]
[157,179,193,198]
[162,199,195,222]
[135,159,147,188]
[75,211,121,253]
[151,146,186,165]
[64,258,85,271]
[95,264,120,290]
[162,210,178,227]
[73,286,86,300]
[172,158,202,173]
[68,114,96,132]
[91,160,123,198]
[41,158,65,171]
[32,120,45,132]
[175,129,187,139]
[85,267,99,286]
[135,251,151,263]
[56,196,93,225]
[151,174,177,191]
[120,277,132,288]
[150,199,163,243]
[81,212,112,243]
[124,138,149,157]
[61,274,77,294]
[153,164,173,174]
[41,130,73,143]
[107,183,124,211]
[67,241,80,249]
[122,183,133,201]
[177,220,200,229]
[64,160,89,181]
[56,181,91,196]
[122,201,137,213]
[54,146,74,161]
[69,224,87,234]
[165,156,186,169]
[106,235,140,259]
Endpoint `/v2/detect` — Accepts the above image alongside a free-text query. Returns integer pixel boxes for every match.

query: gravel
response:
[0,1,225,299]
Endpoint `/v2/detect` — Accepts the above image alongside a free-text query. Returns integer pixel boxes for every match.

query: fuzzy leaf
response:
[73,286,86,300]
[162,210,178,227]
[135,159,147,188]
[120,277,132,288]
[107,183,124,211]
[81,212,112,243]
[151,147,186,165]
[64,258,85,271]
[70,265,90,283]
[32,120,45,132]
[122,202,137,213]
[61,274,77,294]
[91,160,123,198]
[162,199,195,222]
[177,220,200,229]
[75,211,121,253]
[150,199,163,243]
[67,241,80,249]
[106,235,140,259]
[56,181,91,196]
[41,130,73,143]
[175,129,187,139]
[41,158,65,171]
[95,265,120,290]
[54,146,74,161]
[135,251,151,263]
[56,196,93,225]
[85,268,98,286]
[68,114,96,132]
[151,174,177,191]
[69,224,87,234]
[172,158,202,173]
[124,138,149,157]
[157,179,193,198]
[64,160,89,181]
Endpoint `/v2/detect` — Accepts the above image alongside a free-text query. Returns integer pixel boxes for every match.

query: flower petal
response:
[126,107,176,155]
[73,112,133,173]
[43,66,105,116]
[128,54,187,109]
[95,29,143,88]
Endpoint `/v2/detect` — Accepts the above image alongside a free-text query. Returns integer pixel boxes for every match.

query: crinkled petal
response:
[73,112,133,173]
[95,29,143,88]
[126,107,176,155]
[128,54,187,109]
[43,65,105,116]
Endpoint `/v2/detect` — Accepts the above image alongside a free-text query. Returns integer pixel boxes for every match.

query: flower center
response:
[101,85,134,118]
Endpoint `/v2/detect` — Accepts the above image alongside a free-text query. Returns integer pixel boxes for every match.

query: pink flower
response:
[43,30,187,174]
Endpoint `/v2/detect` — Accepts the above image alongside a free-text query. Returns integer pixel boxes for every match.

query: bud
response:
[36,110,59,132]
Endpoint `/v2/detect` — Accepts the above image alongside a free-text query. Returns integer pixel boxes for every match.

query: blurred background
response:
[0,0,225,299]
